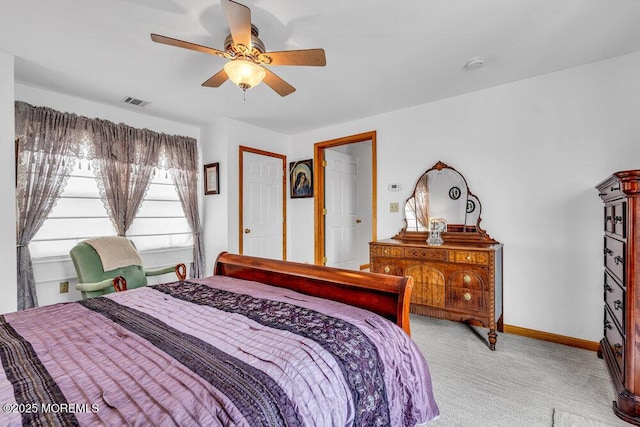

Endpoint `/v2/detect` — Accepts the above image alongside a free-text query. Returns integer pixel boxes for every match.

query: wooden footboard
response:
[214,252,414,335]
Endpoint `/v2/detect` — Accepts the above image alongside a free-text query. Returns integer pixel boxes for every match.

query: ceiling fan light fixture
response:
[224,59,266,91]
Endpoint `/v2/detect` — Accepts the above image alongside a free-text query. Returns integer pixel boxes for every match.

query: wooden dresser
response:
[597,170,640,424]
[370,239,503,350]
[371,161,503,350]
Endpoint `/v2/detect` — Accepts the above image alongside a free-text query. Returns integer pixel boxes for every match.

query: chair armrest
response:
[146,263,187,280]
[145,266,177,276]
[76,278,115,292]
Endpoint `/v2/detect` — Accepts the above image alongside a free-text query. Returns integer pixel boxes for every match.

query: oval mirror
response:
[395,161,496,243]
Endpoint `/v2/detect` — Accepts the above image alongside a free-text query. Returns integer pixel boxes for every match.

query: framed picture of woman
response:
[289,159,313,199]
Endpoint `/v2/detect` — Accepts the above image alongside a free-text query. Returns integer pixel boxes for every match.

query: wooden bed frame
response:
[214,252,415,335]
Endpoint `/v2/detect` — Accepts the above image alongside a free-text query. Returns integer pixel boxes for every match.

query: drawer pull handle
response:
[614,300,623,311]
[463,275,471,284]
[599,192,606,197]
[383,250,388,254]
[605,319,612,330]
[614,216,623,223]
[383,266,390,273]
[466,256,471,261]
[606,215,613,221]
[463,292,472,301]
[614,343,623,357]
[604,283,613,292]
[604,248,613,255]
[611,186,620,192]
[614,255,623,265]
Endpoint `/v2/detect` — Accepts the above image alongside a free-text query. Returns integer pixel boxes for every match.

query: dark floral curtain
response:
[14,103,82,309]
[164,136,205,278]
[89,121,160,236]
[14,101,203,308]
[408,176,430,230]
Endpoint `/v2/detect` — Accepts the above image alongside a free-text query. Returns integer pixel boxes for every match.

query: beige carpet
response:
[410,315,629,426]
[553,408,618,427]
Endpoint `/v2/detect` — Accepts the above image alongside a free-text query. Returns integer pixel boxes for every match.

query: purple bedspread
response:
[0,276,439,426]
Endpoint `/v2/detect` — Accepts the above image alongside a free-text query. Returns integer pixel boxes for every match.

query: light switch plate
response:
[390,202,399,213]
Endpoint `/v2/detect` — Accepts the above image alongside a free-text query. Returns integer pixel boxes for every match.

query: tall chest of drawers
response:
[597,170,640,424]
[370,239,503,350]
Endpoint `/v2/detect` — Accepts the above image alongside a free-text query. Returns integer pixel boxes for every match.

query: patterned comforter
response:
[0,275,439,426]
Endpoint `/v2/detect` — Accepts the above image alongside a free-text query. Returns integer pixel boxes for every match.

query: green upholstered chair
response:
[70,237,186,299]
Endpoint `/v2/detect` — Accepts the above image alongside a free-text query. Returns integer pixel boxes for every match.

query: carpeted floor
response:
[410,315,629,426]
[552,408,618,427]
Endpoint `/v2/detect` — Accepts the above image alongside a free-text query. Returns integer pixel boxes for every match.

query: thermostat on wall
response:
[388,183,401,192]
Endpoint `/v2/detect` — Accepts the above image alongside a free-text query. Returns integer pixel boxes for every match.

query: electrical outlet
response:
[59,281,69,293]
[390,202,399,213]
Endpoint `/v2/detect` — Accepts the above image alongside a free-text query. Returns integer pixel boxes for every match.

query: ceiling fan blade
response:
[151,34,225,57]
[263,49,326,66]
[263,68,296,97]
[221,0,252,49]
[202,69,229,87]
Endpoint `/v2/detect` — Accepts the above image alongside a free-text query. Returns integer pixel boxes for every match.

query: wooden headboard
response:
[214,252,414,335]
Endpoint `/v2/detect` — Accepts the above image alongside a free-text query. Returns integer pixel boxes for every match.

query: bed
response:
[0,252,440,426]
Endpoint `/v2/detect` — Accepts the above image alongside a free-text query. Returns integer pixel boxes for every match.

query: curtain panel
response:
[165,136,205,278]
[14,101,202,310]
[15,102,81,310]
[89,120,161,236]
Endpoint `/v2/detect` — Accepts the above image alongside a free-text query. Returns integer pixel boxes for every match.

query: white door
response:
[242,151,284,259]
[324,149,358,270]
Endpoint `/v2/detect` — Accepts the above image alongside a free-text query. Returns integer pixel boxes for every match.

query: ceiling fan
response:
[151,0,326,97]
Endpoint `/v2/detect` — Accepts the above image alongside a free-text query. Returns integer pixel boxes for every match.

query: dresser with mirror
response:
[370,161,503,349]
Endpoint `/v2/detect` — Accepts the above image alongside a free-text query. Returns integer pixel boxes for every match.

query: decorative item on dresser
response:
[370,161,503,350]
[597,169,640,425]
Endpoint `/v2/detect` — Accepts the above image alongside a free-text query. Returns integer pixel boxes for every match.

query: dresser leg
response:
[488,329,497,351]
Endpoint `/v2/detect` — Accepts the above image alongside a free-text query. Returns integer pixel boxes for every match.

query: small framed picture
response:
[290,159,313,199]
[204,162,220,195]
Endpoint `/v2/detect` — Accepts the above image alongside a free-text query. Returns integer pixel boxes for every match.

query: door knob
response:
[356,218,362,223]
[244,228,251,234]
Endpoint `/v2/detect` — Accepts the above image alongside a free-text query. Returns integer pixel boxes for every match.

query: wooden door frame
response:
[313,131,377,265]
[239,145,287,259]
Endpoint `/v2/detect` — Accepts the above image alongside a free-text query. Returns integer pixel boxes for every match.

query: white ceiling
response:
[2,0,640,135]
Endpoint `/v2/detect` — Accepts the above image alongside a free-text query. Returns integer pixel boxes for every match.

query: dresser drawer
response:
[598,181,623,201]
[448,250,489,265]
[447,288,486,314]
[405,247,447,261]
[372,263,402,275]
[449,270,485,291]
[372,246,402,257]
[604,202,626,237]
[604,271,625,332]
[604,307,625,376]
[604,237,625,284]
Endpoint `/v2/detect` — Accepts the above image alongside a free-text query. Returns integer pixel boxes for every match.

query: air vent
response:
[122,96,149,107]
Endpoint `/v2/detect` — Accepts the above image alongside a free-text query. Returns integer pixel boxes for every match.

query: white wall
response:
[14,84,201,307]
[0,49,17,314]
[289,51,640,342]
[201,119,291,275]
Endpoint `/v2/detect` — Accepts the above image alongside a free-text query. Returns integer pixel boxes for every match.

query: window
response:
[30,159,193,259]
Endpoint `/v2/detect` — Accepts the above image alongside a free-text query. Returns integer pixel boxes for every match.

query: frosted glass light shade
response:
[224,60,266,90]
